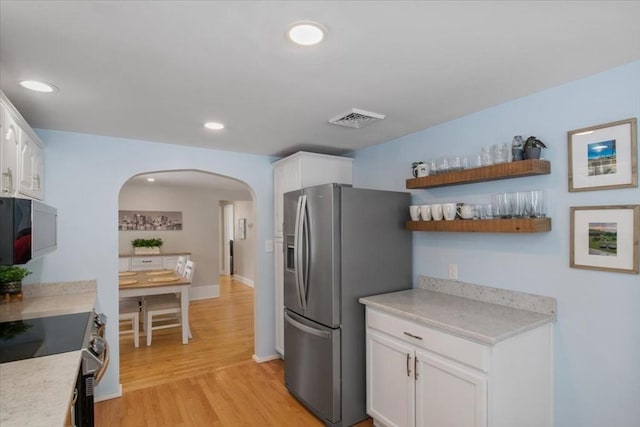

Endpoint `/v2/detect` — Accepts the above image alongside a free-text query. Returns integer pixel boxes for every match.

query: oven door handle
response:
[94,339,110,385]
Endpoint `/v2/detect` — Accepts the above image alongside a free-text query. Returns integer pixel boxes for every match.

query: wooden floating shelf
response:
[405,218,552,233]
[406,159,551,189]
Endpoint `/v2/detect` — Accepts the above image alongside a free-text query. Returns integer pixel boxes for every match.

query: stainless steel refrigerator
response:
[283,183,412,426]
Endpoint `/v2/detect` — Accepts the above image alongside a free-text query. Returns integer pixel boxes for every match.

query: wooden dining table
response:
[119,269,191,344]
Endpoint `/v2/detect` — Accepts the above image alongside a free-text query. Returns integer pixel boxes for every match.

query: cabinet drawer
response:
[367,308,488,372]
[130,257,162,271]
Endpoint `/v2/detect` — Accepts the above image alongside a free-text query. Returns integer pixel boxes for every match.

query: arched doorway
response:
[116,169,257,387]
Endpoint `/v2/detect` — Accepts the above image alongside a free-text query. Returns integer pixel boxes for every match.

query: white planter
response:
[133,247,161,255]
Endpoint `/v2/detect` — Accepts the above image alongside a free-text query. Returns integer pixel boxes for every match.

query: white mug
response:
[409,205,420,221]
[419,205,431,221]
[442,203,457,221]
[457,204,475,220]
[430,204,443,221]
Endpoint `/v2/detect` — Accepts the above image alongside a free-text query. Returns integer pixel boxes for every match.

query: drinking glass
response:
[437,157,449,174]
[514,191,527,217]
[481,146,493,166]
[449,155,462,171]
[491,193,508,218]
[483,203,494,219]
[529,190,546,218]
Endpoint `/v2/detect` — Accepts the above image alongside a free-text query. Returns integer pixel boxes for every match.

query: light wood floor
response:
[96,276,373,426]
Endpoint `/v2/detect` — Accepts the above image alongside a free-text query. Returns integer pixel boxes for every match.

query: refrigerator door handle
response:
[301,195,310,309]
[285,312,330,339]
[294,195,306,309]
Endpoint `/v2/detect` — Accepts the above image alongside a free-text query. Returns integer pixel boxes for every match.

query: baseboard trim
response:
[233,275,254,288]
[190,284,220,300]
[252,353,281,363]
[95,384,123,402]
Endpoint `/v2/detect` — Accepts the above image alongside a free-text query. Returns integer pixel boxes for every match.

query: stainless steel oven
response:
[0,310,108,427]
[73,312,108,427]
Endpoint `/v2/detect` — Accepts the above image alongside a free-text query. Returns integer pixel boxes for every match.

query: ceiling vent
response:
[328,108,385,129]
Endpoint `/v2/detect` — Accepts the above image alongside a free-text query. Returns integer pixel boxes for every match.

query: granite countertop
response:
[0,281,97,427]
[360,276,556,345]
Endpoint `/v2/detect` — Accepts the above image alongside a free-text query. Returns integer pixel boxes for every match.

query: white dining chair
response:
[119,299,140,348]
[175,256,187,275]
[144,261,194,345]
[183,260,195,281]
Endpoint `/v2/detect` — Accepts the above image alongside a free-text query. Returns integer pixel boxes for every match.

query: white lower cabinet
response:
[365,308,552,427]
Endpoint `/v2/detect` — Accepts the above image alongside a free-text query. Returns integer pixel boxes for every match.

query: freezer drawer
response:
[284,310,341,425]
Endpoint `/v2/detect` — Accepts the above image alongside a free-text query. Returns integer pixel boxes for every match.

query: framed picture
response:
[570,205,639,274]
[119,210,182,231]
[568,118,637,192]
[238,218,246,240]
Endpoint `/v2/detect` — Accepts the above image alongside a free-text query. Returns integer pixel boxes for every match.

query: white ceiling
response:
[126,170,253,195]
[1,1,639,158]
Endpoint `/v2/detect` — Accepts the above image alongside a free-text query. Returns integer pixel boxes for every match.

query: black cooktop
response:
[0,311,92,363]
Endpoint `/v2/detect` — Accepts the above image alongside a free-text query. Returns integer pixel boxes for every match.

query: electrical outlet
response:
[448,263,458,280]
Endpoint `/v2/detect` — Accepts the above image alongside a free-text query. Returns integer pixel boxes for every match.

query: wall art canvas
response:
[570,205,639,274]
[119,210,183,231]
[568,118,637,191]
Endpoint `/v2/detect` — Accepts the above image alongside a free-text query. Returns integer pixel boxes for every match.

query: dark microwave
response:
[0,197,57,265]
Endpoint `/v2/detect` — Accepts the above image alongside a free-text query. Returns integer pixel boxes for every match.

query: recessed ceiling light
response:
[288,22,326,46]
[19,80,58,93]
[146,178,155,182]
[204,122,225,130]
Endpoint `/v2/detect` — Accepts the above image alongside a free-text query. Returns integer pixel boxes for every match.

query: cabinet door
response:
[18,130,44,199]
[274,165,285,237]
[415,349,487,427]
[274,238,284,356]
[1,106,19,196]
[366,330,416,427]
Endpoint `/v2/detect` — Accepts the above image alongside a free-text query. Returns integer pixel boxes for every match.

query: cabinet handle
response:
[33,174,40,191]
[406,353,411,377]
[403,331,423,340]
[2,168,13,193]
[414,356,418,380]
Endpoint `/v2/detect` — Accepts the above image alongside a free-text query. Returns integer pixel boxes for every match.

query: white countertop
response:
[359,276,556,345]
[0,281,96,427]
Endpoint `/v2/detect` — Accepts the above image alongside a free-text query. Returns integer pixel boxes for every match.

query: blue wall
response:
[28,131,276,399]
[352,61,640,427]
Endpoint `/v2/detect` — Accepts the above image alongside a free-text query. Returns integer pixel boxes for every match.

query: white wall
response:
[24,132,276,400]
[232,200,255,284]
[352,61,640,427]
[119,182,252,295]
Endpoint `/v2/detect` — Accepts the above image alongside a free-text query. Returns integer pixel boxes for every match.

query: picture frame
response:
[119,210,183,231]
[570,205,639,274]
[568,118,637,192]
[238,218,246,240]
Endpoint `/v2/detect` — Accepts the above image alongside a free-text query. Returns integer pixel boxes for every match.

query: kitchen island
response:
[0,281,97,427]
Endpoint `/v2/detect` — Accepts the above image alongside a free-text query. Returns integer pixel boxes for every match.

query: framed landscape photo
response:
[568,118,637,192]
[570,205,639,274]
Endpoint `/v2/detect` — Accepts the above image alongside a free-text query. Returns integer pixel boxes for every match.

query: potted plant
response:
[0,266,31,296]
[131,238,163,255]
[523,136,547,160]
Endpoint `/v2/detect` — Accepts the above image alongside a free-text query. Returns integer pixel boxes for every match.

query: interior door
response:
[222,204,234,275]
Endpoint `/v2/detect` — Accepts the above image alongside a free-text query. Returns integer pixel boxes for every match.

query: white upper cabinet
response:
[0,91,45,200]
[18,129,44,199]
[0,105,20,197]
[272,151,352,237]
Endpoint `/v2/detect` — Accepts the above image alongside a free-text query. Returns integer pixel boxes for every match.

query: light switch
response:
[265,239,273,252]
[448,263,458,280]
